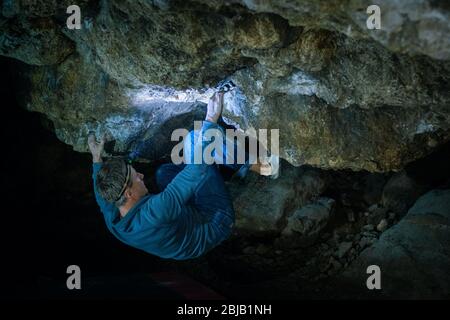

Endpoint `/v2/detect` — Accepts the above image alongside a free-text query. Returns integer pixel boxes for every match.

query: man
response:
[89,92,277,260]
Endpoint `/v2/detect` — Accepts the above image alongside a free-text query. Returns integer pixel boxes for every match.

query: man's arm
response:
[142,92,224,223]
[143,120,219,223]
[88,133,105,164]
[88,133,115,213]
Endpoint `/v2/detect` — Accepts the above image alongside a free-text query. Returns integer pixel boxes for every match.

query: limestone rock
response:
[1,0,450,172]
[408,189,450,217]
[362,224,375,232]
[280,197,335,247]
[336,241,353,259]
[62,0,258,87]
[340,189,450,299]
[0,16,74,65]
[224,45,450,171]
[13,54,206,156]
[376,219,388,232]
[365,205,388,225]
[1,0,93,18]
[348,0,450,60]
[208,0,450,60]
[295,166,328,206]
[232,13,288,50]
[382,171,428,216]
[230,162,299,233]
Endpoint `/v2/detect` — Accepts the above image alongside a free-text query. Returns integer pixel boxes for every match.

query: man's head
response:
[96,158,148,207]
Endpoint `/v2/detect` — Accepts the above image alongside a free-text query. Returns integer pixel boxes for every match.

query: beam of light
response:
[127,84,216,109]
[125,81,250,132]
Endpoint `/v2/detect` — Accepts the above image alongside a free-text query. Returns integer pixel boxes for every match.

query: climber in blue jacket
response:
[88,91,277,260]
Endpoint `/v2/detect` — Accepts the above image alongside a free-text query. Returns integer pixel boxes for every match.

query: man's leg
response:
[184,128,252,179]
[155,163,185,192]
[193,165,235,239]
[182,129,235,238]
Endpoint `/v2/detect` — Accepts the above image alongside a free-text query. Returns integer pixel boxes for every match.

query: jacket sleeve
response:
[142,121,219,223]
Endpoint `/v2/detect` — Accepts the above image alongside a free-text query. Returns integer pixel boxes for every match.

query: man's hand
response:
[88,133,105,163]
[205,91,224,123]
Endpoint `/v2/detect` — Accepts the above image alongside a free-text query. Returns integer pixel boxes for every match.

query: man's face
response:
[127,166,149,200]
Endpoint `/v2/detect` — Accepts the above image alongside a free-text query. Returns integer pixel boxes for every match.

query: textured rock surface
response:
[0,16,74,65]
[224,41,450,170]
[229,164,329,233]
[280,197,335,248]
[381,171,428,216]
[339,189,450,299]
[13,53,206,156]
[229,161,299,233]
[62,0,258,87]
[2,0,450,171]
[2,2,450,299]
[201,0,450,60]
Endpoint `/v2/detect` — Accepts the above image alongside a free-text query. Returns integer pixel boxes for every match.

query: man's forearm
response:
[92,155,102,163]
[88,133,105,163]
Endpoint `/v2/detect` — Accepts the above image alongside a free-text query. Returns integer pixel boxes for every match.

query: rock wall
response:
[2,0,450,171]
[339,189,450,299]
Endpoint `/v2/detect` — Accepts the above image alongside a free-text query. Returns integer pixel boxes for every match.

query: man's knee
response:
[155,163,169,180]
[155,163,180,191]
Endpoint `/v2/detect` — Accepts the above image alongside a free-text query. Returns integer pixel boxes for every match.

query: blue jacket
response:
[92,121,233,260]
